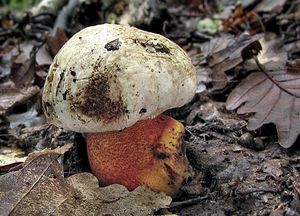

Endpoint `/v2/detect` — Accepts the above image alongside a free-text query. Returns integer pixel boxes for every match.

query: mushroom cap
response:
[42,24,196,132]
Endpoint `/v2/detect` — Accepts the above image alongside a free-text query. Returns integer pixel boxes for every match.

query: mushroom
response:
[42,24,196,197]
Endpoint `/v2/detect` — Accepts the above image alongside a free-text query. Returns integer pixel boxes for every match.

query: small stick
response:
[169,195,209,208]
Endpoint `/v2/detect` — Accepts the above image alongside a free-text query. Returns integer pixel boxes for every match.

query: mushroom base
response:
[86,114,191,197]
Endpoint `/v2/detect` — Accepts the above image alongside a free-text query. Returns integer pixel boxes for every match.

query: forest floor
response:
[0,0,300,215]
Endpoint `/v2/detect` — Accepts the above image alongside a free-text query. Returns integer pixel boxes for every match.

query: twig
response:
[169,195,208,208]
[251,11,266,33]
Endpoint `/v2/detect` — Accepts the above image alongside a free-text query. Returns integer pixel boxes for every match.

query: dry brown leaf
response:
[254,0,286,13]
[11,58,36,89]
[226,70,300,148]
[0,40,51,115]
[0,145,73,215]
[226,36,300,148]
[59,173,172,216]
[0,83,40,115]
[47,28,69,57]
[292,168,300,195]
[14,41,52,66]
[14,42,35,64]
[0,50,40,115]
[262,159,285,178]
[199,33,263,90]
[36,44,53,66]
[0,145,171,216]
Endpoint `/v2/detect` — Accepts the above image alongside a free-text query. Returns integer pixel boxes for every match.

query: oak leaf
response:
[0,144,171,216]
[226,35,300,148]
[226,69,300,148]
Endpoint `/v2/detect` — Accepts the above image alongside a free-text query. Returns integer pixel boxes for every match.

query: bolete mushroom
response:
[42,24,196,197]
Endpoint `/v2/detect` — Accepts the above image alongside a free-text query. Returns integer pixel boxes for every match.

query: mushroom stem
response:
[86,114,191,197]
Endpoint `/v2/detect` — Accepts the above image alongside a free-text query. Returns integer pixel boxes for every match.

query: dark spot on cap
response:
[153,43,170,54]
[93,56,103,71]
[79,36,82,40]
[140,41,170,54]
[74,73,127,122]
[62,91,68,100]
[70,70,76,76]
[56,71,65,96]
[139,108,147,114]
[104,39,121,51]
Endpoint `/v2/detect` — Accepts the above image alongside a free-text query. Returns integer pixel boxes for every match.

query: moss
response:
[0,0,40,11]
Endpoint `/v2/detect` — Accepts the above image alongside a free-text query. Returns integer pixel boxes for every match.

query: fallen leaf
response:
[59,173,172,216]
[14,41,35,64]
[36,44,53,66]
[292,168,300,195]
[0,145,171,216]
[13,41,52,66]
[226,70,300,148]
[188,49,210,93]
[11,59,36,89]
[0,144,73,215]
[1,17,14,29]
[254,0,286,13]
[226,36,300,148]
[0,81,40,115]
[222,5,264,34]
[47,28,68,57]
[262,159,285,178]
[199,33,263,90]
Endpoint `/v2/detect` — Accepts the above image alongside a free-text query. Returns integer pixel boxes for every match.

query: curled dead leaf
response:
[0,84,40,115]
[199,33,263,90]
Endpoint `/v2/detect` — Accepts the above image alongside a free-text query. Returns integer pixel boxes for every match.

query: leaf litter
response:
[0,145,171,216]
[226,35,300,147]
[196,33,263,90]
[1,1,300,216]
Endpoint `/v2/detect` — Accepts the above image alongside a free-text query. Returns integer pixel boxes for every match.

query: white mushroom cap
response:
[42,24,196,133]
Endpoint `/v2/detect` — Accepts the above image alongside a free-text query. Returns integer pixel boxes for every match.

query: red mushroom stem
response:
[86,114,191,197]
